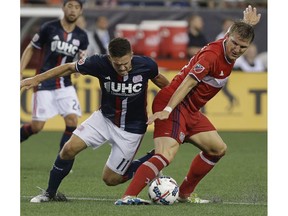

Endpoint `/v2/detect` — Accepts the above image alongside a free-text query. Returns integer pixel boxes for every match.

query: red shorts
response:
[152,91,216,144]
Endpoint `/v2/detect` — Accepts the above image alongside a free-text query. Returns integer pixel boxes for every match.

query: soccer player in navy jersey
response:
[20,0,88,151]
[21,37,170,202]
[114,5,262,205]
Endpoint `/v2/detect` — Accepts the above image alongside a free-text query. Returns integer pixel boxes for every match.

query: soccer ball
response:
[148,176,179,205]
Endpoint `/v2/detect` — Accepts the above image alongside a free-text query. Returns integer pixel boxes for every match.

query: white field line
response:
[21,196,267,206]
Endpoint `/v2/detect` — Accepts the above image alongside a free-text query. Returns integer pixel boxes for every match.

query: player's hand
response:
[243,5,261,26]
[20,77,39,90]
[147,110,170,125]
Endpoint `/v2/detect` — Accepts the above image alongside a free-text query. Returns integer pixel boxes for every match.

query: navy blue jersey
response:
[31,19,89,90]
[75,55,159,134]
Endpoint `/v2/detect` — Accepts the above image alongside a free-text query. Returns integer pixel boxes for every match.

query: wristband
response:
[164,106,173,113]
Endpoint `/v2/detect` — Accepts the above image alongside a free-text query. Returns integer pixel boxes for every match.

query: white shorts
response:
[73,110,144,175]
[31,86,81,121]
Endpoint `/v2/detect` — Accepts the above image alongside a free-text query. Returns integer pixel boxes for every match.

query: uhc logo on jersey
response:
[51,40,78,57]
[104,82,142,96]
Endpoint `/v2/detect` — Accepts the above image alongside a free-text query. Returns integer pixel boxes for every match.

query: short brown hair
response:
[108,38,132,58]
[228,21,255,43]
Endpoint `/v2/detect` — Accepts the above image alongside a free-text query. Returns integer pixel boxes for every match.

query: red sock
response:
[179,151,223,198]
[123,154,169,197]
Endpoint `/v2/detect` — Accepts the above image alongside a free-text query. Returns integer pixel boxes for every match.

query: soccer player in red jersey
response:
[115,5,262,205]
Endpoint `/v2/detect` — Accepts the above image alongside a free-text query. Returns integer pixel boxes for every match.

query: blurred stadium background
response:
[20,0,267,132]
[20,1,267,215]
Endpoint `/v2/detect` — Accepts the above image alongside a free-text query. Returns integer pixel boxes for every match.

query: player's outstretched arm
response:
[243,5,261,26]
[20,43,35,80]
[20,62,76,90]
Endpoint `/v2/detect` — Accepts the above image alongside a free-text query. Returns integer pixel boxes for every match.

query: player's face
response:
[109,54,133,76]
[63,1,83,23]
[225,33,251,61]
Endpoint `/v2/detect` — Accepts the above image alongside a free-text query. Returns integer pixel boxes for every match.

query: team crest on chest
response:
[72,39,80,46]
[133,75,143,83]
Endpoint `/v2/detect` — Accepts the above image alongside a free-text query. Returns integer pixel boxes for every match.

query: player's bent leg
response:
[188,130,227,156]
[154,137,180,162]
[102,165,124,186]
[178,131,226,202]
[60,134,87,160]
[20,120,45,142]
[30,120,46,133]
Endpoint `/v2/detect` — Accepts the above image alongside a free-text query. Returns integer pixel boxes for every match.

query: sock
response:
[59,126,76,151]
[20,123,36,142]
[179,151,223,198]
[123,149,155,181]
[123,154,169,197]
[46,154,74,197]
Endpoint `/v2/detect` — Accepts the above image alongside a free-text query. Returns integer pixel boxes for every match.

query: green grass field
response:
[21,131,267,216]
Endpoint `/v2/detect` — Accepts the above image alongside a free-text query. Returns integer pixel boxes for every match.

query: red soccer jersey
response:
[164,38,235,112]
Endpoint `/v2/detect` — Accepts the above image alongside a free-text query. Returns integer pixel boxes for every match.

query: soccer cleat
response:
[30,187,68,203]
[177,193,210,204]
[114,196,151,205]
[30,192,50,203]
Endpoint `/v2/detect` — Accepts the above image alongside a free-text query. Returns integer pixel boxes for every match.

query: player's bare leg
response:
[102,165,124,186]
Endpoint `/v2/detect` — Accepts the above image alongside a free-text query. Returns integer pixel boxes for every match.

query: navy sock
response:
[123,149,155,180]
[20,123,35,142]
[59,126,76,151]
[46,155,74,197]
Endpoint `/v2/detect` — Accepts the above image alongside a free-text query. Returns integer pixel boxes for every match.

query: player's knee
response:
[60,142,77,160]
[216,142,227,157]
[31,124,44,133]
[102,175,122,186]
[206,142,227,158]
[64,114,78,127]
[220,142,227,156]
[214,142,227,158]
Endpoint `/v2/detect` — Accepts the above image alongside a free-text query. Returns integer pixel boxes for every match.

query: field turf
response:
[21,131,267,216]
